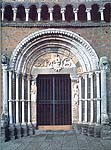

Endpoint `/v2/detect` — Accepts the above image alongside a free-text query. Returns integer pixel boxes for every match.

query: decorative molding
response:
[99,56,110,72]
[47,55,74,72]
[10,28,99,73]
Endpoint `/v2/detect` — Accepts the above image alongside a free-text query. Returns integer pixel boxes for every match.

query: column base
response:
[15,123,21,139]
[21,123,28,137]
[27,122,35,136]
[101,114,109,124]
[1,127,9,142]
[94,125,102,138]
[9,124,15,140]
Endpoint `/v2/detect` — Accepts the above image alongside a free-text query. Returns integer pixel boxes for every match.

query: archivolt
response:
[10,28,99,74]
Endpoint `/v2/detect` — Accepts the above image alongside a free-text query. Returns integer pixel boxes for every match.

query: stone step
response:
[35,129,76,135]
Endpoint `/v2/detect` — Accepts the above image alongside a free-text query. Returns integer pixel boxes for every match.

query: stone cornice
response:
[1,21,111,28]
[1,1,110,8]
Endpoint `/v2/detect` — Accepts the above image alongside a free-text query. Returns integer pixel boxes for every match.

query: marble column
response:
[9,71,13,124]
[2,64,8,114]
[89,72,94,123]
[86,8,91,21]
[70,74,78,124]
[37,8,41,22]
[99,7,105,21]
[79,76,82,122]
[101,70,108,123]
[25,8,29,22]
[12,8,17,21]
[84,74,88,122]
[16,73,19,124]
[61,8,66,21]
[48,8,53,21]
[95,71,101,124]
[27,75,31,124]
[22,74,25,124]
[73,8,78,21]
[1,8,4,21]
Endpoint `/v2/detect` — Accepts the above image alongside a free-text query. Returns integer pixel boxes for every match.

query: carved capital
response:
[48,8,53,13]
[99,56,110,72]
[12,7,17,13]
[37,8,41,13]
[99,7,105,12]
[86,8,91,13]
[73,8,78,13]
[1,54,9,65]
[25,8,30,13]
[61,8,66,13]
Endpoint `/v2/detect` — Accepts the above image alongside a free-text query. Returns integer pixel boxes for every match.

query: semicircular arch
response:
[10,29,99,74]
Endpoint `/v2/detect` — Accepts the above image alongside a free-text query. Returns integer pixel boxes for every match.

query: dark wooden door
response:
[37,74,71,126]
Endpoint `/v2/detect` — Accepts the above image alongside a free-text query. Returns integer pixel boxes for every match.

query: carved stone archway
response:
[9,28,99,74]
[8,28,100,128]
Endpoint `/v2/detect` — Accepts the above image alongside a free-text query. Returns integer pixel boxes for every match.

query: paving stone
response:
[1,131,111,150]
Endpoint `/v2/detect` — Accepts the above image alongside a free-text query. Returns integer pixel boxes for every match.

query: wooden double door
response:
[37,74,71,130]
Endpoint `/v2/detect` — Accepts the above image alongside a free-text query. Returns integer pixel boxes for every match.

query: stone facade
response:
[0,0,111,141]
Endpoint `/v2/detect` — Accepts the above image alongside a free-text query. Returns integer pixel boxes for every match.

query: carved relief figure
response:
[99,56,110,71]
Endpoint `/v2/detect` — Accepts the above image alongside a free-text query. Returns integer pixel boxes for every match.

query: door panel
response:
[37,74,71,126]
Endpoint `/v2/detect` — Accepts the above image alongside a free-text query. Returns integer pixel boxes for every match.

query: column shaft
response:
[101,70,108,123]
[12,8,17,21]
[89,73,94,123]
[2,65,8,113]
[22,75,25,123]
[86,8,91,21]
[99,7,104,21]
[25,9,29,22]
[9,71,13,124]
[84,74,88,122]
[79,77,82,122]
[48,8,53,21]
[61,8,66,21]
[16,74,19,124]
[96,71,101,123]
[73,9,78,21]
[28,76,31,123]
[1,8,4,21]
[37,8,41,21]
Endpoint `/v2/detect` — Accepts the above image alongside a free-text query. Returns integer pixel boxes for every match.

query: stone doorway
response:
[36,74,72,130]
